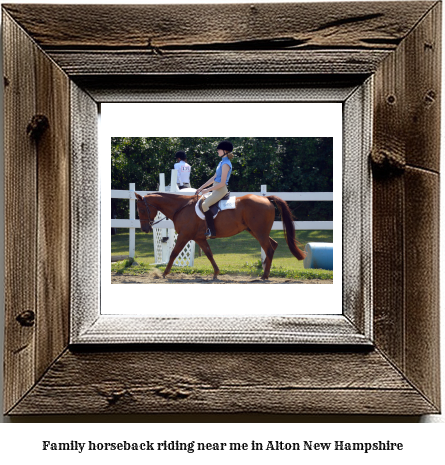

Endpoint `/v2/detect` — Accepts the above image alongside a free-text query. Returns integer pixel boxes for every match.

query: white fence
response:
[151,172,196,266]
[111,171,333,262]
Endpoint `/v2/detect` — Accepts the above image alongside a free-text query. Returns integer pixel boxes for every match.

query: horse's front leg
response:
[162,235,190,278]
[195,238,220,280]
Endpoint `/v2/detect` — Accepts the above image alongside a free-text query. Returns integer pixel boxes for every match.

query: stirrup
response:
[205,228,216,239]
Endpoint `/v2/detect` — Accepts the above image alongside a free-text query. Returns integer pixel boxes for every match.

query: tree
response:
[111,137,333,221]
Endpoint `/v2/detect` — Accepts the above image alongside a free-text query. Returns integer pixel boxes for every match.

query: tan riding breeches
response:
[202,185,228,212]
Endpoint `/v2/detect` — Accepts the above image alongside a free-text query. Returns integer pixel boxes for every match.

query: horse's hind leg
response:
[248,231,277,279]
[262,237,278,271]
[195,238,220,280]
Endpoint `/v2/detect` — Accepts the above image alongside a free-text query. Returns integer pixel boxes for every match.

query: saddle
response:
[196,192,233,220]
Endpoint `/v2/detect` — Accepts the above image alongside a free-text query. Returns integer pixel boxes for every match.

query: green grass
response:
[111,229,333,279]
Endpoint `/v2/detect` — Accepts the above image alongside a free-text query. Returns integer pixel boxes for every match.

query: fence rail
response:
[112,191,333,231]
[112,190,333,202]
[111,177,333,260]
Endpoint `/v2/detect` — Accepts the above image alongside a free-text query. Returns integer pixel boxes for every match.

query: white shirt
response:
[174,160,191,186]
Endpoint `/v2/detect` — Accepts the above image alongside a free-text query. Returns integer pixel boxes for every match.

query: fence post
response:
[129,182,135,259]
[170,168,178,192]
[159,173,165,191]
[261,185,267,265]
[159,173,170,264]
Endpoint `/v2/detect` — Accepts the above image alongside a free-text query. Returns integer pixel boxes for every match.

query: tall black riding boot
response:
[204,210,217,239]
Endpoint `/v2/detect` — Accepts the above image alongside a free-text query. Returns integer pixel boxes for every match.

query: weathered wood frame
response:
[2,2,441,415]
[72,82,372,346]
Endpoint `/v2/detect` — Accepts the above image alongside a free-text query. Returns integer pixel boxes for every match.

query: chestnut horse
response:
[135,192,306,280]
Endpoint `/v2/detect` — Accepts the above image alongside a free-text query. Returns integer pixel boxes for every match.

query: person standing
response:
[174,151,191,189]
[195,141,233,238]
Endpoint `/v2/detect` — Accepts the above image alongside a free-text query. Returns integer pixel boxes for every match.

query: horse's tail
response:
[267,196,306,260]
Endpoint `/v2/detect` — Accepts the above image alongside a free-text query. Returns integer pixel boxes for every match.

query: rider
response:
[174,151,191,189]
[195,140,233,239]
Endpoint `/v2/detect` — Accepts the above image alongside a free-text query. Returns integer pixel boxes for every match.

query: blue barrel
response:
[303,242,333,270]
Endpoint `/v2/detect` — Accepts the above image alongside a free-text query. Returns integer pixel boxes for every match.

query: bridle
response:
[140,197,165,228]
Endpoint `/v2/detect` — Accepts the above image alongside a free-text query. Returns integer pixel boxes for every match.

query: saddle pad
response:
[195,195,236,220]
[219,196,236,211]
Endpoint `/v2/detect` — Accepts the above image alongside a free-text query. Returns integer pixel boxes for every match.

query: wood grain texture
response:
[372,2,441,411]
[70,83,100,338]
[3,2,434,80]
[371,9,407,372]
[8,349,437,415]
[3,11,72,412]
[2,2,435,50]
[3,12,38,414]
[2,2,441,416]
[404,167,440,407]
[75,316,370,345]
[404,2,441,172]
[398,4,441,409]
[342,81,372,336]
[47,50,390,76]
[35,35,71,382]
[372,176,405,368]
[371,2,441,172]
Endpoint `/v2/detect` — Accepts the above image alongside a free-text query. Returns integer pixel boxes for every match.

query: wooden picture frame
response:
[2,2,441,415]
[76,89,369,346]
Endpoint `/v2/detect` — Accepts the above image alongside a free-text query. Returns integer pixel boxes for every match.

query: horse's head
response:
[135,193,158,233]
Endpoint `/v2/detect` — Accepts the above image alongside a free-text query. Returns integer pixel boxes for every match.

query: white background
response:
[0,0,444,460]
[101,102,342,316]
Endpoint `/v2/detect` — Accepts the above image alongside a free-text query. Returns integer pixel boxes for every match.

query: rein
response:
[171,196,198,222]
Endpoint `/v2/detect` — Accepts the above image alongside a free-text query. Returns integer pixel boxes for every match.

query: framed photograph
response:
[2,2,440,415]
[99,101,353,343]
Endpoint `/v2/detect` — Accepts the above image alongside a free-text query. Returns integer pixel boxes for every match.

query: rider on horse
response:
[195,141,233,239]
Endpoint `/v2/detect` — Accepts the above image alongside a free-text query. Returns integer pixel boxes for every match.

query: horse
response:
[135,192,306,280]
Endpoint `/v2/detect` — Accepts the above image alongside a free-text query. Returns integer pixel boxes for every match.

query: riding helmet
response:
[216,140,233,152]
[175,151,186,160]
